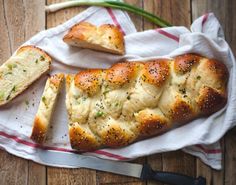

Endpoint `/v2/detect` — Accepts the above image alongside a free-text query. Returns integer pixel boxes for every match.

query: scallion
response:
[45,0,172,27]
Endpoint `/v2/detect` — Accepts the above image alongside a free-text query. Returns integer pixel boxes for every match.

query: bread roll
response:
[63,22,125,55]
[31,73,64,144]
[0,45,51,106]
[65,54,228,150]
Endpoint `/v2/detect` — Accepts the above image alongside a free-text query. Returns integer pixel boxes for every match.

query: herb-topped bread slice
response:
[63,22,125,55]
[0,45,51,106]
[31,73,64,144]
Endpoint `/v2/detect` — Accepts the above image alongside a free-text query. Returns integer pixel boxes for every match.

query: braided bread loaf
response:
[65,54,228,150]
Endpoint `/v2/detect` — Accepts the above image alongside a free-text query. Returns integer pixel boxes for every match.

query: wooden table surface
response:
[0,0,236,185]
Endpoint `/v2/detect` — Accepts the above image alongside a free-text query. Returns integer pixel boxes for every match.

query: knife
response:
[38,150,206,185]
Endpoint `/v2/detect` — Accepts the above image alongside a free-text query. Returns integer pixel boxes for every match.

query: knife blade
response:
[37,150,206,185]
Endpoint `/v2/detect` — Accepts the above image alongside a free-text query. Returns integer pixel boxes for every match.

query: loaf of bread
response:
[63,22,125,55]
[31,73,64,144]
[0,45,51,106]
[65,54,228,150]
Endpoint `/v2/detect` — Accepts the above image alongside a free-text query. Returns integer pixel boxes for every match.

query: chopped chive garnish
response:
[7,64,13,70]
[0,92,4,101]
[42,96,46,103]
[25,100,29,106]
[95,111,104,118]
[5,72,12,75]
[40,56,45,61]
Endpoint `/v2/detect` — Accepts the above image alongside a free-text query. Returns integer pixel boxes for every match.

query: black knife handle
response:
[140,164,206,185]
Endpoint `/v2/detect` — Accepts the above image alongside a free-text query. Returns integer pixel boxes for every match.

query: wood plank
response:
[147,154,163,185]
[225,128,236,185]
[47,168,96,185]
[125,0,143,31]
[47,0,85,28]
[97,0,146,184]
[0,150,28,185]
[0,0,11,62]
[192,1,236,185]
[46,0,97,184]
[24,1,47,185]
[96,158,145,184]
[191,0,236,53]
[0,0,45,184]
[144,1,194,184]
[143,1,161,185]
[28,162,46,185]
[162,151,196,176]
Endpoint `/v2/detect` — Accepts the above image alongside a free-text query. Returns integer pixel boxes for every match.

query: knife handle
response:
[140,164,206,185]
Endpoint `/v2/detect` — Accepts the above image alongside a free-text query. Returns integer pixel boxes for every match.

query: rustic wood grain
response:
[0,0,45,185]
[225,129,236,185]
[28,162,47,185]
[47,168,96,185]
[46,1,98,184]
[144,1,195,184]
[96,158,145,184]
[47,0,85,28]
[0,151,28,185]
[162,151,196,176]
[147,154,163,185]
[192,1,236,185]
[143,1,194,184]
[1,0,236,184]
[125,0,143,31]
[0,0,11,63]
[96,1,146,184]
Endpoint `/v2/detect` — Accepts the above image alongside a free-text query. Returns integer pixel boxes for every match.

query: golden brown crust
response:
[69,124,101,150]
[30,116,47,144]
[66,54,229,151]
[49,73,64,87]
[63,22,125,55]
[203,59,229,84]
[63,22,95,42]
[169,98,195,123]
[135,111,170,136]
[100,124,135,148]
[74,69,103,95]
[197,86,227,115]
[142,59,170,87]
[174,54,201,74]
[31,73,64,144]
[17,45,52,64]
[105,62,137,87]
[0,45,51,106]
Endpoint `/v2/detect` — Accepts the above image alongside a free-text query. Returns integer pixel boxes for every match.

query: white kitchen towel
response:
[0,7,235,170]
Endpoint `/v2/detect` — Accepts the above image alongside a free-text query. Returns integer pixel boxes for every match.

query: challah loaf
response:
[31,73,64,144]
[0,46,51,106]
[63,22,125,55]
[65,54,228,150]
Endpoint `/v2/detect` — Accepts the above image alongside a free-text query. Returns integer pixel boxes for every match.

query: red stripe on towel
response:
[0,131,128,160]
[196,144,221,154]
[155,29,179,42]
[106,8,126,35]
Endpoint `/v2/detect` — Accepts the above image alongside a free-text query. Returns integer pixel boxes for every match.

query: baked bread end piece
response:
[63,22,125,55]
[31,73,64,144]
[0,45,51,106]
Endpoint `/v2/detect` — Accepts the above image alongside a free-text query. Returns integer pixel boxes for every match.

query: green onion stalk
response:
[45,0,172,28]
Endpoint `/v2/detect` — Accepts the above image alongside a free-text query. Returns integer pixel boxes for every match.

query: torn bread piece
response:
[31,73,64,144]
[0,45,51,106]
[63,22,125,55]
